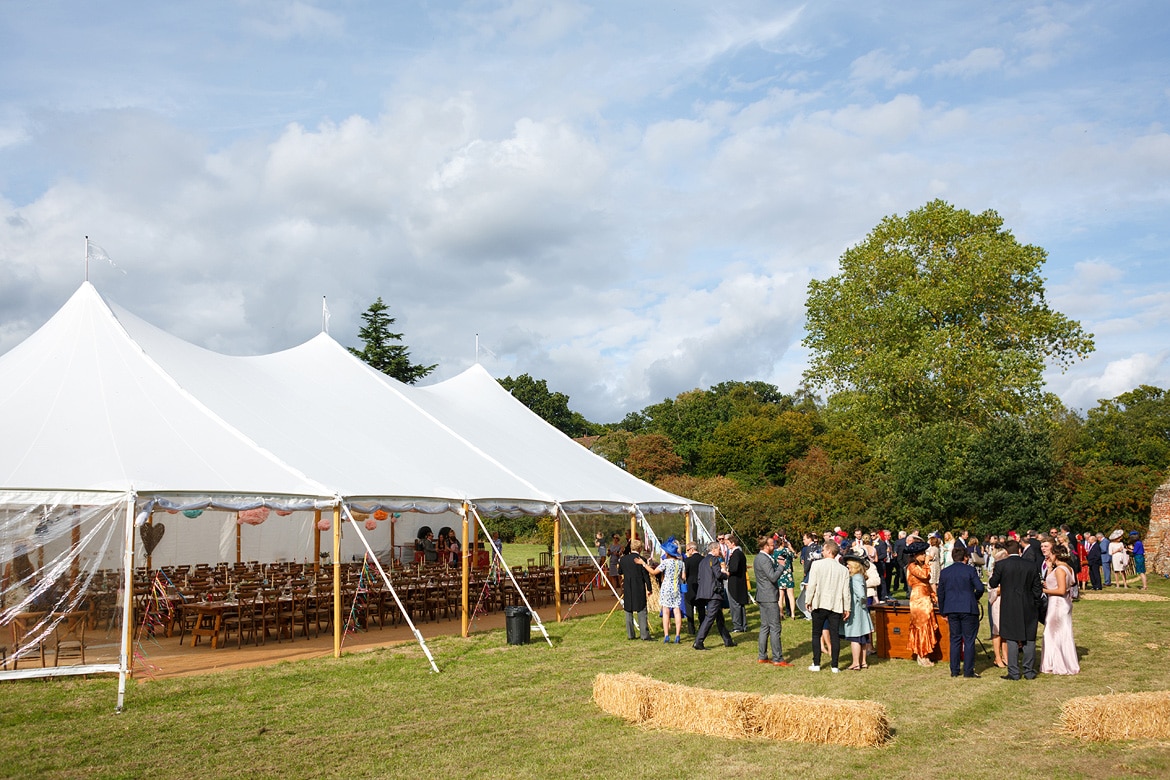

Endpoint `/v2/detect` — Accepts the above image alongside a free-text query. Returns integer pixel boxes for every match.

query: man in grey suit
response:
[693,542,735,650]
[988,538,1042,680]
[754,535,789,666]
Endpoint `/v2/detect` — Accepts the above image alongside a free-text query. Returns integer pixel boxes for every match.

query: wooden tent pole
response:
[333,505,342,658]
[554,510,562,622]
[313,509,322,574]
[236,520,242,565]
[461,503,470,637]
[71,506,81,584]
[144,512,153,572]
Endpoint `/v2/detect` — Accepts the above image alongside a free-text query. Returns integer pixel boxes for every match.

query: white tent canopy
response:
[114,304,556,516]
[0,283,333,502]
[412,363,704,516]
[1,282,711,696]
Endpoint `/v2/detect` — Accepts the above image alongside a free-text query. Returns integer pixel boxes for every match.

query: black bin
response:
[504,605,531,645]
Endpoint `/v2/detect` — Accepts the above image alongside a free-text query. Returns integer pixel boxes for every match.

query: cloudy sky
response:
[2,1,1168,422]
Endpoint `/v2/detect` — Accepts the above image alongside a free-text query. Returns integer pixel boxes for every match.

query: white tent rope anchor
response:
[344,505,441,673]
[469,504,553,647]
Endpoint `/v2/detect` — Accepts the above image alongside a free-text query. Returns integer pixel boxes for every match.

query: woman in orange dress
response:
[905,540,938,667]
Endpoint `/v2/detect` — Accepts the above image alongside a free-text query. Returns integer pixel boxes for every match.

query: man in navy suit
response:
[937,546,985,678]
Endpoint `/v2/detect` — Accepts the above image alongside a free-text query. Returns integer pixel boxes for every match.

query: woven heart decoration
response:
[141,523,166,554]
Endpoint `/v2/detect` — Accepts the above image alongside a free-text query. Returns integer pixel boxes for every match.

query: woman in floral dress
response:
[645,537,685,643]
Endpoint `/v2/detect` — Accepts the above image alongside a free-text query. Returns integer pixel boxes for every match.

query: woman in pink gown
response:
[1040,543,1080,675]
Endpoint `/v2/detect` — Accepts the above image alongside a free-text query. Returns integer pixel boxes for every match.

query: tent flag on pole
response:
[85,237,125,279]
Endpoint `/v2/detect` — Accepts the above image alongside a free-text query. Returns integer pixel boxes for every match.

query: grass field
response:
[2,573,1169,779]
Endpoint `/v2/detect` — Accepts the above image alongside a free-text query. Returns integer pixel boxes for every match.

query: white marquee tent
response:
[0,283,712,705]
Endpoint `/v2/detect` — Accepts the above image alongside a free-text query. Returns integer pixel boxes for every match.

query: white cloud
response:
[2,1,1169,423]
[932,47,1005,78]
[1056,351,1170,411]
[243,0,344,41]
[849,49,918,89]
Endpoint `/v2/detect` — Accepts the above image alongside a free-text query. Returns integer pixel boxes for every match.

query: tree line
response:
[348,201,1169,550]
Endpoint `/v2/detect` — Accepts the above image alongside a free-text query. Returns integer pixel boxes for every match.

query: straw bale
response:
[592,672,654,723]
[644,679,762,740]
[757,693,891,747]
[593,673,889,747]
[1061,691,1170,741]
[1077,592,1168,602]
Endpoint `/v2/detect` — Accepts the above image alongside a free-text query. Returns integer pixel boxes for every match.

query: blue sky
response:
[2,1,1168,421]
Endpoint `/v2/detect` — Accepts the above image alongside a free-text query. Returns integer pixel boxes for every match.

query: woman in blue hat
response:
[645,537,685,643]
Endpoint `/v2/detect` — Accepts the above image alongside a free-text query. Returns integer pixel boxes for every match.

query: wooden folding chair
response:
[8,611,48,669]
[53,610,89,666]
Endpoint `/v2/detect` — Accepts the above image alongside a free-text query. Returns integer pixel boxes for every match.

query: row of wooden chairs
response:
[2,610,89,670]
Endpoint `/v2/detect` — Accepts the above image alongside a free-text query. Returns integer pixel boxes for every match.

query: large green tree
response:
[777,446,893,537]
[1079,385,1170,470]
[497,374,594,437]
[955,418,1062,535]
[627,381,806,471]
[348,297,436,384]
[697,411,816,486]
[803,200,1094,438]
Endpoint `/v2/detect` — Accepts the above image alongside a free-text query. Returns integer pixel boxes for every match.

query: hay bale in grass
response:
[593,673,889,747]
[758,693,891,747]
[592,672,653,723]
[1078,592,1168,602]
[644,680,763,740]
[1061,691,1170,741]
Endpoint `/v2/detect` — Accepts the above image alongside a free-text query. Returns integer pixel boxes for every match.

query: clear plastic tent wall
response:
[0,492,127,677]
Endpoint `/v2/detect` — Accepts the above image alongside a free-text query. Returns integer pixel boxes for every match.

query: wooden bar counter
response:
[871,602,950,662]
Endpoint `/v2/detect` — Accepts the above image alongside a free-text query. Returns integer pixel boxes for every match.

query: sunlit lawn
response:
[2,574,1169,779]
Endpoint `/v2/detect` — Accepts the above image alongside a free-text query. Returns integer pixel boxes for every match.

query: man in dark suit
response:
[693,542,735,650]
[937,546,985,678]
[875,531,892,600]
[890,531,907,596]
[1021,530,1044,576]
[953,529,969,555]
[1086,532,1103,590]
[988,538,1043,680]
[619,540,652,640]
[683,541,705,633]
[725,535,749,632]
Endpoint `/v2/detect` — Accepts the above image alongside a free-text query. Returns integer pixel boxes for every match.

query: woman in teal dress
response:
[840,555,875,670]
[772,537,797,618]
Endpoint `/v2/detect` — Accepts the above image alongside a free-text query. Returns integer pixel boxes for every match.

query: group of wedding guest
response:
[903,530,1081,678]
[1081,529,1147,590]
[610,523,1106,679]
